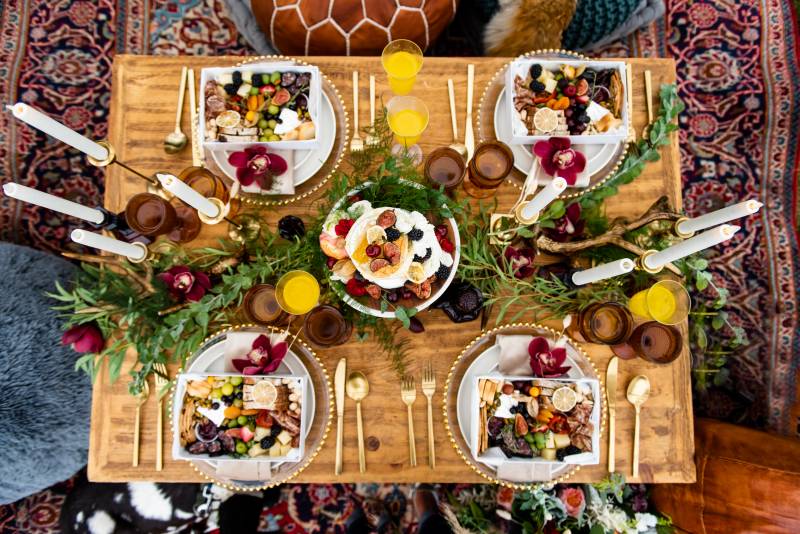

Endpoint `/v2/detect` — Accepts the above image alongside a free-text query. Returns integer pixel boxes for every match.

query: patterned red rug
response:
[0,0,799,531]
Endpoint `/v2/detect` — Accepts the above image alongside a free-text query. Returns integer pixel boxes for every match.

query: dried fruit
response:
[365,284,382,299]
[376,209,397,228]
[272,88,291,106]
[514,413,529,436]
[370,258,390,272]
[502,383,514,395]
[365,244,381,258]
[407,262,426,284]
[408,316,425,333]
[383,242,401,265]
[366,225,386,244]
[332,259,356,278]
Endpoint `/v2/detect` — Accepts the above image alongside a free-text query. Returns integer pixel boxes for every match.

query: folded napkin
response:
[240,149,295,195]
[223,331,289,372]
[215,460,272,481]
[497,334,534,375]
[496,461,557,483]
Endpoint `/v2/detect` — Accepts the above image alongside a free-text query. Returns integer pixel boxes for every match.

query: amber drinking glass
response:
[578,302,634,345]
[303,305,352,348]
[629,321,682,364]
[242,284,287,325]
[179,166,230,203]
[424,147,465,193]
[462,141,514,198]
[125,193,177,237]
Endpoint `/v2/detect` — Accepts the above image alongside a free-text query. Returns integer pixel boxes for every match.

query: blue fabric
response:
[562,0,642,50]
[0,244,89,505]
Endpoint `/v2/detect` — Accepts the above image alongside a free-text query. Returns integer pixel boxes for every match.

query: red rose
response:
[62,322,104,353]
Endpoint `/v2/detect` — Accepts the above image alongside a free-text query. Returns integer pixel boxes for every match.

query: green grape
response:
[235,441,247,454]
[258,119,268,130]
[249,86,259,96]
[237,415,248,425]
[221,383,234,396]
[227,419,238,428]
[258,135,269,142]
[268,134,280,142]
[267,104,280,115]
[233,398,243,408]
[230,376,243,386]
[210,389,222,399]
[267,119,277,129]
[262,128,273,136]
[270,72,281,84]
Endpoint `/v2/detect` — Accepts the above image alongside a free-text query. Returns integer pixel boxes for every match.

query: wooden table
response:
[90,55,694,485]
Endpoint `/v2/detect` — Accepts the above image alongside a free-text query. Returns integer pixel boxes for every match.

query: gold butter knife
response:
[606,356,618,473]
[464,64,475,161]
[334,358,346,475]
[187,68,202,167]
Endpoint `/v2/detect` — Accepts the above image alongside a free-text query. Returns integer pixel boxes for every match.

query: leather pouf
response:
[251,0,458,55]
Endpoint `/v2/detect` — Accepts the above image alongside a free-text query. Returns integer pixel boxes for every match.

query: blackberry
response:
[408,228,424,241]
[529,64,543,79]
[556,445,582,462]
[251,75,263,88]
[435,264,451,281]
[577,114,590,124]
[223,83,237,95]
[413,248,432,263]
[557,78,569,90]
[529,80,546,93]
[385,227,401,242]
[260,436,276,449]
[270,425,282,437]
[232,71,243,84]
[354,271,365,282]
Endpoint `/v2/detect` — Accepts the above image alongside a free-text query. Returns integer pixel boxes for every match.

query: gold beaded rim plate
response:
[168,323,333,491]
[442,322,608,490]
[476,49,630,201]
[195,55,349,207]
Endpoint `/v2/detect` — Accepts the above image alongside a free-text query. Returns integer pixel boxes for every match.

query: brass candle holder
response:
[86,141,158,186]
[672,217,695,239]
[127,242,154,264]
[635,249,664,275]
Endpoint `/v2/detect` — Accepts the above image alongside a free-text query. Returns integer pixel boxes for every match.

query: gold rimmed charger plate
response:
[443,322,607,489]
[169,324,332,491]
[476,49,629,200]
[197,55,348,207]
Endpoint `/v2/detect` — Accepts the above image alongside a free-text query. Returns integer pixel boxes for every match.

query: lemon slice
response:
[215,110,241,129]
[533,107,558,133]
[407,262,426,284]
[366,225,386,244]
[252,380,278,407]
[552,386,577,412]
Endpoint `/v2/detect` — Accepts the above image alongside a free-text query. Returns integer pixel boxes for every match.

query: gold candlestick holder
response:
[673,217,695,239]
[513,203,540,226]
[635,249,664,275]
[86,141,158,186]
[127,242,155,264]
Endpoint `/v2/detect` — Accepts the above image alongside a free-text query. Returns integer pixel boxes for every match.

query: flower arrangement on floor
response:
[442,475,673,534]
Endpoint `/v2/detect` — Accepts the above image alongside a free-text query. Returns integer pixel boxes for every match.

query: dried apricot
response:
[224,406,242,419]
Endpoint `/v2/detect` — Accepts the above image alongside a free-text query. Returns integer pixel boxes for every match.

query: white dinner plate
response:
[182,338,316,470]
[493,87,618,187]
[207,91,337,191]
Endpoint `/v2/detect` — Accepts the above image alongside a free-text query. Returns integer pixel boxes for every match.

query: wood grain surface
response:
[90,55,694,485]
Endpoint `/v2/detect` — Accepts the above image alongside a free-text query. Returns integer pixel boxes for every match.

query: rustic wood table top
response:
[90,54,694,485]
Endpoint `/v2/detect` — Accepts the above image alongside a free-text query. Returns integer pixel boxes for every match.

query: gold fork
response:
[421,360,436,469]
[153,363,170,471]
[400,375,417,467]
[349,71,364,153]
[132,380,150,467]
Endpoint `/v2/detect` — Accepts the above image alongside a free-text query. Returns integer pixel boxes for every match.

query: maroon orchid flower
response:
[231,334,288,375]
[532,137,586,185]
[227,146,288,189]
[503,246,537,279]
[528,337,571,378]
[157,265,212,302]
[62,322,104,353]
[545,202,585,243]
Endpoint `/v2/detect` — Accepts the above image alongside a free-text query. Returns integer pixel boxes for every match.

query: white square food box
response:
[172,372,307,463]
[505,58,630,145]
[199,63,321,151]
[470,375,601,466]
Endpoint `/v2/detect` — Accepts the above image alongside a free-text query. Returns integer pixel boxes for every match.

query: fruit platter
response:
[173,373,306,463]
[319,182,460,319]
[473,375,600,466]
[200,63,320,150]
[505,59,629,144]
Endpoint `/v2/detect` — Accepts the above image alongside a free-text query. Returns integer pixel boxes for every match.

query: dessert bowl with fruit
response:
[506,59,629,145]
[319,182,460,319]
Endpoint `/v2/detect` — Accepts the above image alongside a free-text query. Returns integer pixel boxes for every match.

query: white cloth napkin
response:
[223,331,289,372]
[215,460,272,481]
[240,149,295,195]
[496,334,534,375]
[496,461,556,482]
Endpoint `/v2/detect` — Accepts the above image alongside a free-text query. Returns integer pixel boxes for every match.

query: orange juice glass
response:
[275,270,320,315]
[381,39,423,95]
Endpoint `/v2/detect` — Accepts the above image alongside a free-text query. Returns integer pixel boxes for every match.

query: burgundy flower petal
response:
[194,271,212,290]
[550,137,571,150]
[261,359,283,373]
[61,324,89,346]
[550,347,568,365]
[573,150,586,172]
[540,158,558,176]
[243,366,263,375]
[269,341,288,362]
[156,273,175,287]
[565,202,581,222]
[184,285,206,302]
[168,265,191,276]
[252,334,271,352]
[528,337,550,357]
[560,167,578,185]
[228,151,249,168]
[258,356,269,367]
[503,246,520,261]
[267,154,288,175]
[236,167,255,186]
[533,141,553,159]
[231,358,251,372]
[245,146,268,157]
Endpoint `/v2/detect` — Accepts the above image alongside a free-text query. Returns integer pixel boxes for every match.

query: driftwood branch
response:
[62,251,156,294]
[537,196,683,276]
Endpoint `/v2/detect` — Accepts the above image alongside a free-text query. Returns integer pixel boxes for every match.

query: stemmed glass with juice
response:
[381,39,423,95]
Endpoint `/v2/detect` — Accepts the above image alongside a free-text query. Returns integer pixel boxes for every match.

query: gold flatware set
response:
[399,360,438,468]
[606,356,651,479]
[334,358,371,474]
[132,364,171,469]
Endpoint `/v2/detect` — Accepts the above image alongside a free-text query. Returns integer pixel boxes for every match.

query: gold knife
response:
[334,358,346,475]
[606,356,618,473]
[187,68,202,167]
[464,64,475,161]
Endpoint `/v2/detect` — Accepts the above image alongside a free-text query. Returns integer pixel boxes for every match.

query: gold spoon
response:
[447,79,467,159]
[346,371,369,474]
[164,66,188,154]
[132,380,150,467]
[626,375,651,479]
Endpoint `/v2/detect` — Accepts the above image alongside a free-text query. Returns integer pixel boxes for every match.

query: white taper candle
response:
[521,177,567,220]
[156,173,219,218]
[572,258,635,286]
[676,199,762,235]
[70,229,147,261]
[8,103,108,160]
[644,224,739,271]
[3,183,105,224]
